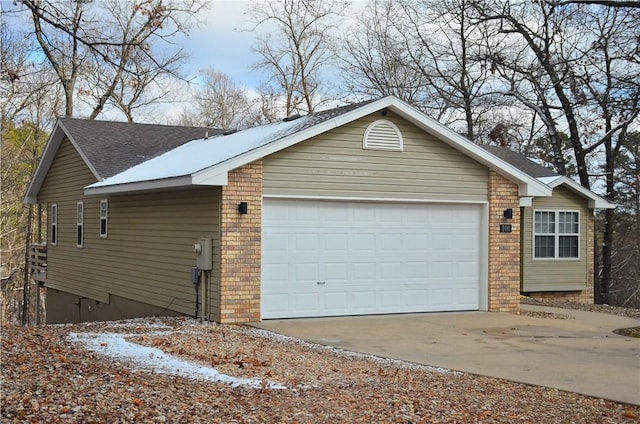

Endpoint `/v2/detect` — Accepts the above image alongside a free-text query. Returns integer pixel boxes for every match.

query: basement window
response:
[534,210,579,259]
[363,120,403,151]
[77,201,84,248]
[50,204,57,246]
[100,199,108,238]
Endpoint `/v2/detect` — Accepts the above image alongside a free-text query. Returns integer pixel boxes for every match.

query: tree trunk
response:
[20,204,33,325]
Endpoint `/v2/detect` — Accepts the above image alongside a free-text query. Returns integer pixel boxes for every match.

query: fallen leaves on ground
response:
[2,317,639,423]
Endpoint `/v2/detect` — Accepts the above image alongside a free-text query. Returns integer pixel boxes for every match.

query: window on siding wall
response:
[50,204,57,246]
[76,202,84,248]
[534,210,579,259]
[100,200,108,238]
[363,120,403,151]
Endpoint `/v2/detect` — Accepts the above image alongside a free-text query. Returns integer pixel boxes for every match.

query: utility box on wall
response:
[193,238,213,270]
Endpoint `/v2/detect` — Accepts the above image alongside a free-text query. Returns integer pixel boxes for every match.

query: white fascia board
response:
[383,99,552,198]
[192,171,228,186]
[539,176,616,209]
[519,197,533,207]
[84,175,193,196]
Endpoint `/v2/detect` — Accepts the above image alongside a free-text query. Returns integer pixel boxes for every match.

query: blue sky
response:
[179,1,262,88]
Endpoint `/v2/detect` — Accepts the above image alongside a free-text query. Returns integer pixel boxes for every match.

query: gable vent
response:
[363,120,403,151]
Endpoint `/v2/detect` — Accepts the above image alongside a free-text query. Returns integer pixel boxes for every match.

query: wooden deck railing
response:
[29,243,47,283]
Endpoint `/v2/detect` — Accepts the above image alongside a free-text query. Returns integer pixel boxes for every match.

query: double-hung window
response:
[77,202,84,248]
[100,200,108,238]
[50,204,58,246]
[534,210,579,259]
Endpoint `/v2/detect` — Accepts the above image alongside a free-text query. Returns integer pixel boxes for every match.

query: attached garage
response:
[262,198,485,319]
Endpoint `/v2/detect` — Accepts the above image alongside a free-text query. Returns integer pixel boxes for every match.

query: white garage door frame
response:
[261,195,489,319]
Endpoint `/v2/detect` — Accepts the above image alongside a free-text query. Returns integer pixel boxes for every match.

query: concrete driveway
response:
[252,304,640,405]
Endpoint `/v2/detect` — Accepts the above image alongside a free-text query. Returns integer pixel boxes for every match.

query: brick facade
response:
[218,160,263,323]
[488,171,521,313]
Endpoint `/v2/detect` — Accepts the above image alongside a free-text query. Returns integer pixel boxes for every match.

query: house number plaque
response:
[500,224,512,233]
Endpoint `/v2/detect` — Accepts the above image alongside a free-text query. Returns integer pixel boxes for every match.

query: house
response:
[24,97,615,324]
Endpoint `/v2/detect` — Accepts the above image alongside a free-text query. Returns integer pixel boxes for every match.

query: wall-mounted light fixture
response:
[503,208,513,219]
[238,202,248,215]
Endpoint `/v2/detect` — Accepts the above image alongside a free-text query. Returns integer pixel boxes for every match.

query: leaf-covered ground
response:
[2,317,639,423]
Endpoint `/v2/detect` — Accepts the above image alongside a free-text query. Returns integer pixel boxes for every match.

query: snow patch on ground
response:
[68,332,286,389]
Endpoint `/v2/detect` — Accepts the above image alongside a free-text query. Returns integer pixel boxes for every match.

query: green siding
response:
[522,186,589,291]
[263,112,489,201]
[37,137,220,316]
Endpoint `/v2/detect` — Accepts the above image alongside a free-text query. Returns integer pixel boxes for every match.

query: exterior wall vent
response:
[363,119,403,151]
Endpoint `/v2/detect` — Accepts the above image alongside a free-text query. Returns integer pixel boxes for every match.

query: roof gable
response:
[480,146,614,209]
[538,176,615,209]
[24,119,222,203]
[85,97,552,198]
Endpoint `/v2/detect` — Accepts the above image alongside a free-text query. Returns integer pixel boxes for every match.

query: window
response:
[534,210,579,259]
[363,120,403,151]
[100,200,108,238]
[77,202,84,248]
[50,204,57,246]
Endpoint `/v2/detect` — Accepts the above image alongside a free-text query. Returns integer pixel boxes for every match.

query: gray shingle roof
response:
[59,118,223,179]
[60,102,376,179]
[481,145,558,178]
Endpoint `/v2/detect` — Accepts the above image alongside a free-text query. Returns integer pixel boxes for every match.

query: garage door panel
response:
[323,291,348,312]
[294,292,320,313]
[325,233,348,252]
[406,262,428,278]
[431,233,453,250]
[431,288,455,306]
[262,199,482,319]
[406,289,429,306]
[351,262,377,280]
[352,234,376,252]
[293,263,319,282]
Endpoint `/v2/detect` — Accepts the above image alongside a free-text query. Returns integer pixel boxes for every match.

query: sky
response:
[179,1,263,88]
[0,0,265,87]
[0,0,360,121]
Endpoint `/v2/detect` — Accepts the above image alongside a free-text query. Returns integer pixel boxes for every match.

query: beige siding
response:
[263,112,489,201]
[38,137,220,315]
[522,186,589,291]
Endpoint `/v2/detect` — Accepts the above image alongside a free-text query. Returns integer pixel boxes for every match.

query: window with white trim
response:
[76,201,84,248]
[50,204,57,246]
[363,119,403,151]
[534,210,579,259]
[100,199,108,238]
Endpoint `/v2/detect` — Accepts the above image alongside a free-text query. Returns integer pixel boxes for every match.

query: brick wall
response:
[527,211,595,304]
[488,171,521,313]
[218,160,262,323]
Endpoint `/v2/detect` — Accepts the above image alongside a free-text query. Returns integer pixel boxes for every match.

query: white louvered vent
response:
[363,120,403,151]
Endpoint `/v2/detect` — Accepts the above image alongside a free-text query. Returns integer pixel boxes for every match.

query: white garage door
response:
[262,199,482,319]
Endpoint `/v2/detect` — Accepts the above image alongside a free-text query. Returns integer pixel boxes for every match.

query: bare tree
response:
[473,1,640,303]
[19,0,206,119]
[341,0,432,107]
[609,132,640,308]
[176,68,252,129]
[341,0,506,142]
[249,0,347,115]
[0,11,59,124]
